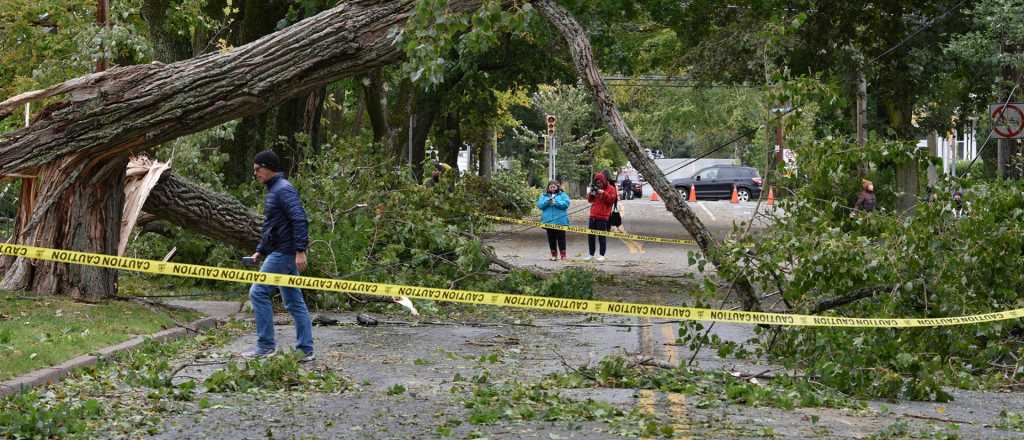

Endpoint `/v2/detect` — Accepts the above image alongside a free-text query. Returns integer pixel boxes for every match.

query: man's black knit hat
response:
[254,150,281,172]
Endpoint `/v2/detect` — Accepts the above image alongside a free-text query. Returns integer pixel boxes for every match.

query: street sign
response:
[989,102,1024,139]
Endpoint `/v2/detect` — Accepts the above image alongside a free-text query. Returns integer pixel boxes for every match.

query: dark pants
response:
[545,228,566,253]
[588,218,610,256]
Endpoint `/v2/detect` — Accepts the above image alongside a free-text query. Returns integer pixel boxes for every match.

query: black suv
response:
[671,165,763,201]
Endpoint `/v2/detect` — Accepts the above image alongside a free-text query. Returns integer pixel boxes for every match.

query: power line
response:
[869,0,969,64]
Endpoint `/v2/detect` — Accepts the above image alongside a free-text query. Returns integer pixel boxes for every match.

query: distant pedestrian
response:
[952,190,967,219]
[426,162,453,187]
[537,180,570,260]
[621,176,633,200]
[585,171,618,261]
[852,179,876,214]
[245,150,314,362]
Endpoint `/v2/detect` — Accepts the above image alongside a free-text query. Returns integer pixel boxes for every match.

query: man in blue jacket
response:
[244,150,314,362]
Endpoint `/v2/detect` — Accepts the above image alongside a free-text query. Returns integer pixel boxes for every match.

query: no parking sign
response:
[990,103,1024,139]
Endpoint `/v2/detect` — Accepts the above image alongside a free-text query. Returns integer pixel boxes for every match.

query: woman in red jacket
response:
[585,172,618,261]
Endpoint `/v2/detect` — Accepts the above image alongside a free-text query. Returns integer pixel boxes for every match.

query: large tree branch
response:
[144,172,262,251]
[533,0,761,311]
[0,0,484,175]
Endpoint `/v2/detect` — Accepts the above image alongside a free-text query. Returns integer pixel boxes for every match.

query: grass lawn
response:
[0,292,201,381]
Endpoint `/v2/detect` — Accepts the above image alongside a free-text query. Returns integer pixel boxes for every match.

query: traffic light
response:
[546,114,556,135]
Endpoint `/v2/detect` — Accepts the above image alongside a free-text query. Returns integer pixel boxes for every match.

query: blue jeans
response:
[249,252,313,355]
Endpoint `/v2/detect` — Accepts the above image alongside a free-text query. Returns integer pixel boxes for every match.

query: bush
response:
[462,163,537,217]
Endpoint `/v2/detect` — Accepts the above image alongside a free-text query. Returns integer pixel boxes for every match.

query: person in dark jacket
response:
[586,171,618,261]
[244,150,314,362]
[852,179,876,214]
[620,176,633,200]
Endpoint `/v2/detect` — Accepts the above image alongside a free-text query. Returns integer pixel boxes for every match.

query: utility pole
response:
[951,127,958,178]
[855,69,868,176]
[546,115,557,183]
[96,0,109,72]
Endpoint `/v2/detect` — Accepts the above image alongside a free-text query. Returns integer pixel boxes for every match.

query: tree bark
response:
[410,88,441,180]
[305,86,326,155]
[439,111,462,170]
[534,0,761,311]
[0,0,487,175]
[480,126,495,179]
[274,95,308,176]
[143,172,262,251]
[363,68,391,144]
[1,156,127,300]
[141,0,194,63]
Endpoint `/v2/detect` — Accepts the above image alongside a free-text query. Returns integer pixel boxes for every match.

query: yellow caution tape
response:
[484,215,698,246]
[2,243,1023,328]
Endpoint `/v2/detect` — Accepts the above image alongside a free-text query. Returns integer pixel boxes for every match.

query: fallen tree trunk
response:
[534,0,761,311]
[144,172,263,251]
[0,0,483,175]
[0,0,484,297]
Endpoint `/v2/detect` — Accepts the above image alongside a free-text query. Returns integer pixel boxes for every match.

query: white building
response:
[916,123,979,175]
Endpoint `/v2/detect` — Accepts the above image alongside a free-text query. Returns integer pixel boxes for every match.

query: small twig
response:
[551,348,583,375]
[900,413,973,425]
[638,357,675,369]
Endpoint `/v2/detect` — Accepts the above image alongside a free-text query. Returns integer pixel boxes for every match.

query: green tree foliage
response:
[0,0,150,132]
[692,137,1024,400]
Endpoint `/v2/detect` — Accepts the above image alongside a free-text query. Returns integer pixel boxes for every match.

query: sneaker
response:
[596,255,606,262]
[241,347,277,359]
[560,252,567,260]
[582,255,593,261]
[299,352,316,363]
[549,255,558,261]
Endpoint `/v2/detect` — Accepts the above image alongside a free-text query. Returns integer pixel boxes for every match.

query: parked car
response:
[671,165,763,201]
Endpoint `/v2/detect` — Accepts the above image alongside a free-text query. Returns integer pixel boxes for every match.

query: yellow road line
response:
[667,392,691,440]
[659,322,679,365]
[638,389,657,440]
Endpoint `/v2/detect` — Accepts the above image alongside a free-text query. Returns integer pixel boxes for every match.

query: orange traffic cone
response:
[767,187,775,205]
[650,191,660,201]
[688,184,697,202]
[730,184,739,204]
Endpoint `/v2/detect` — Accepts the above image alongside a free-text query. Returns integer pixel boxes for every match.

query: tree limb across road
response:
[0,0,485,175]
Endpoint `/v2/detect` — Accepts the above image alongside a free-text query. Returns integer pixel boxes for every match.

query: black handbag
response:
[609,202,622,227]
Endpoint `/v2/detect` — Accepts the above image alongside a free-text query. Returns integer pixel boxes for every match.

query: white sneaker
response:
[583,255,593,261]
[549,255,558,261]
[596,255,606,262]
[241,347,277,359]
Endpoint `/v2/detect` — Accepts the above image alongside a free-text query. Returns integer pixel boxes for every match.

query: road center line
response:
[638,389,657,440]
[667,392,692,440]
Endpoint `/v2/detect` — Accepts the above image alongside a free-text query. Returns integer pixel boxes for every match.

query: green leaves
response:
[399,0,533,86]
[0,392,103,439]
[711,136,1024,400]
[204,351,346,393]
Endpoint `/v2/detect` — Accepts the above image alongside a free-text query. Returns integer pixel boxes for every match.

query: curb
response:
[0,316,221,398]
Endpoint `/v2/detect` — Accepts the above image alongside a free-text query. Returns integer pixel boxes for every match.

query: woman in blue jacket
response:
[537,180,571,261]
